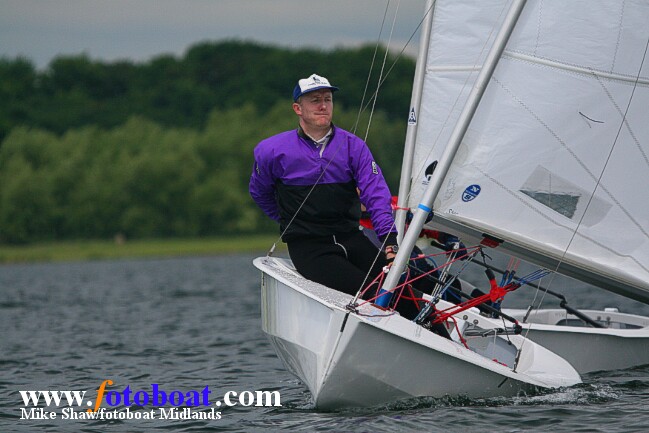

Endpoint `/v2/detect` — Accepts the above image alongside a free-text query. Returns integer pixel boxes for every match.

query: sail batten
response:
[405,0,649,302]
[427,65,483,73]
[503,51,649,85]
[428,52,649,86]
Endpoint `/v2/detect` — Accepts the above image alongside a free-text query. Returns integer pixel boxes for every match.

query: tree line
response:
[0,41,415,244]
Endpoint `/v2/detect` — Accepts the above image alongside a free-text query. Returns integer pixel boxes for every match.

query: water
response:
[2,253,649,432]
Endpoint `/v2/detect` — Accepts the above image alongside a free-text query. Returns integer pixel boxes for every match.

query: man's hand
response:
[437,233,467,258]
[384,245,398,264]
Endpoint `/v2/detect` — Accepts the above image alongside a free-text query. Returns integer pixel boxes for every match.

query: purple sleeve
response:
[249,144,280,222]
[349,136,397,240]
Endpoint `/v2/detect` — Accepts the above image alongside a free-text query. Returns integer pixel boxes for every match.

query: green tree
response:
[0,156,55,243]
[0,41,415,244]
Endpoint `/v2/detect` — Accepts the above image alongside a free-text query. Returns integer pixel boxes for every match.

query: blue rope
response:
[516,269,550,287]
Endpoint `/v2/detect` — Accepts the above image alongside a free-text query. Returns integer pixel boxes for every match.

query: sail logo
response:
[408,107,417,125]
[422,161,437,185]
[462,184,481,202]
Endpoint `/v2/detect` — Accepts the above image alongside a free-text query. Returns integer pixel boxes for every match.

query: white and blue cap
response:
[292,74,339,102]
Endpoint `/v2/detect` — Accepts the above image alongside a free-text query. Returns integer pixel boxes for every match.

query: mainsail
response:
[400,0,649,303]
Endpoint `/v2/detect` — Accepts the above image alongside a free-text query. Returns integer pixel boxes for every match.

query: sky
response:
[1,0,425,69]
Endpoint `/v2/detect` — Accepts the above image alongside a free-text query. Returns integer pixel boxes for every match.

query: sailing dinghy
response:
[394,0,649,375]
[255,256,579,409]
[502,306,649,373]
[254,0,581,409]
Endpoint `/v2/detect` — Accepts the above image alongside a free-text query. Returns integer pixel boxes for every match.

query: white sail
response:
[405,0,649,302]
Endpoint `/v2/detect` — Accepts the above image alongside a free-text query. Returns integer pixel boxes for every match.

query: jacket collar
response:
[297,123,335,144]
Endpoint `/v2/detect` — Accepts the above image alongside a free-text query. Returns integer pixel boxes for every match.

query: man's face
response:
[293,89,334,130]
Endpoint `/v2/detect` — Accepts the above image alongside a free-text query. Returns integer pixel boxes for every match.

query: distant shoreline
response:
[0,235,286,264]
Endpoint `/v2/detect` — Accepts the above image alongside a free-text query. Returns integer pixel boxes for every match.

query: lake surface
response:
[2,253,649,432]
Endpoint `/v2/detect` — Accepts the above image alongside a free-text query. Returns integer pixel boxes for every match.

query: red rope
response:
[430,280,520,325]
[357,246,479,310]
[447,315,469,349]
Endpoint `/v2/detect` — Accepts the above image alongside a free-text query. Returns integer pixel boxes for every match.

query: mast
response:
[395,0,436,242]
[377,0,528,305]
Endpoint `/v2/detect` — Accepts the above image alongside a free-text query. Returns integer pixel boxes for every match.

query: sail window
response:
[519,166,611,226]
[520,191,580,219]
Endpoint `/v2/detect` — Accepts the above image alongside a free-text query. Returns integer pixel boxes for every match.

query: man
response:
[249,73,398,297]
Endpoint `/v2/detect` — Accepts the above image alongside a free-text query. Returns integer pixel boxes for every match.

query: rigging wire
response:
[355,1,434,123]
[349,0,409,299]
[532,35,649,320]
[361,0,401,143]
[349,0,440,307]
[350,1,390,136]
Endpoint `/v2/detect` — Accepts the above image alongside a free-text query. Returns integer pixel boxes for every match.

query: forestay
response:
[404,0,649,302]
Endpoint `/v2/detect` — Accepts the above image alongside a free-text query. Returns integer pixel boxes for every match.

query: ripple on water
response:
[2,255,649,433]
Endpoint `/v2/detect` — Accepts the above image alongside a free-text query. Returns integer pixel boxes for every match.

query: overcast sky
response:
[1,0,425,69]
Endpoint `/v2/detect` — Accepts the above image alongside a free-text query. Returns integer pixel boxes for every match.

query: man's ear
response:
[292,102,302,116]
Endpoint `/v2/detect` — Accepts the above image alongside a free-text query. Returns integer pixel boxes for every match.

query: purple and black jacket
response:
[249,125,398,243]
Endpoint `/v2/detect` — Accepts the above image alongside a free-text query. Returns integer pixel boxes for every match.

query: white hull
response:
[255,256,580,409]
[503,308,649,374]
